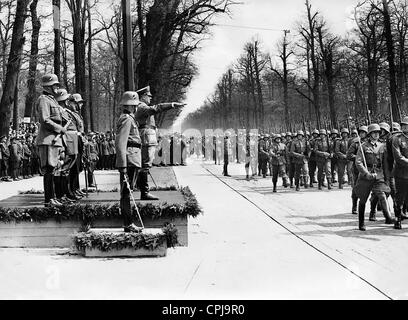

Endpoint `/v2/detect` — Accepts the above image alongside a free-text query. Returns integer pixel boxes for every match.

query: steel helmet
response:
[120,91,139,106]
[368,123,381,135]
[274,134,282,141]
[312,129,319,135]
[55,88,70,102]
[401,116,408,125]
[297,130,304,136]
[286,132,292,137]
[341,128,350,135]
[319,129,327,135]
[358,126,368,134]
[41,74,60,87]
[331,129,339,135]
[379,122,390,133]
[392,122,401,133]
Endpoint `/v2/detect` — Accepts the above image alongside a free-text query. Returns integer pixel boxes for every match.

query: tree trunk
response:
[13,70,20,130]
[87,0,94,131]
[25,0,41,118]
[382,0,400,121]
[53,0,61,79]
[0,0,30,137]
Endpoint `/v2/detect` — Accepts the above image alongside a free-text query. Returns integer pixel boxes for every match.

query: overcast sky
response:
[175,0,360,127]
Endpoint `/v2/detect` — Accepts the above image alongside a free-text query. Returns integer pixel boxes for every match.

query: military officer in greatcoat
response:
[67,93,86,198]
[134,86,184,200]
[269,134,289,192]
[55,88,81,201]
[355,124,395,231]
[115,91,143,233]
[34,74,65,207]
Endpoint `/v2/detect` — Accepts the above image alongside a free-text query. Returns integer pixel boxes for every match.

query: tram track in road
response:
[201,164,393,300]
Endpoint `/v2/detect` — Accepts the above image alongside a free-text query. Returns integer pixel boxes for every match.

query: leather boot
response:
[369,211,377,222]
[304,177,309,189]
[352,196,358,215]
[318,181,322,190]
[394,217,402,230]
[379,198,395,224]
[283,177,289,188]
[273,183,277,193]
[339,183,343,190]
[358,203,366,231]
[327,178,332,190]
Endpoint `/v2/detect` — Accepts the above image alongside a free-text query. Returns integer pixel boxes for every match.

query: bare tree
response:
[0,0,30,137]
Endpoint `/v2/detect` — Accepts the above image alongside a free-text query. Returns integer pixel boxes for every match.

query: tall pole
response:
[122,0,134,91]
[53,0,61,79]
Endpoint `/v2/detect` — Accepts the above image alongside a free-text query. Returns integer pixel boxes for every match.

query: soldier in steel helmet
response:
[115,91,143,233]
[314,129,333,190]
[335,128,350,189]
[308,129,319,188]
[355,124,395,231]
[290,130,310,191]
[391,116,408,229]
[347,126,368,214]
[34,74,66,207]
[369,122,392,220]
[67,93,86,199]
[269,134,289,192]
[285,132,295,188]
[134,86,185,200]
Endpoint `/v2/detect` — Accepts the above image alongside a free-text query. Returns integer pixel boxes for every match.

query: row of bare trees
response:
[183,0,408,132]
[0,0,236,137]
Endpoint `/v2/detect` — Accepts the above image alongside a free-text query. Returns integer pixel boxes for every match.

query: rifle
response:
[366,102,372,125]
[389,98,394,129]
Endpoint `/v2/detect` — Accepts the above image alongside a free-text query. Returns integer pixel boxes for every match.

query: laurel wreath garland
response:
[74,224,179,252]
[19,185,179,194]
[1,187,201,224]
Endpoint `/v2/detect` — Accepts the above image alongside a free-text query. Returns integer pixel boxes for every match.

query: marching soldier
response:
[335,128,350,189]
[347,126,368,214]
[258,135,269,178]
[115,91,143,233]
[290,130,310,191]
[386,123,403,218]
[369,122,392,220]
[34,74,65,207]
[285,132,295,188]
[314,129,333,190]
[308,129,319,188]
[134,86,184,200]
[223,133,231,177]
[330,129,340,184]
[355,124,395,231]
[269,134,289,192]
[391,117,408,229]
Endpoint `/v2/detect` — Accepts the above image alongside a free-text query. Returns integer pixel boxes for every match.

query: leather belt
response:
[139,125,157,130]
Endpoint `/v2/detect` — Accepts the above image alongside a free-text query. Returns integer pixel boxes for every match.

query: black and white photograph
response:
[0,0,407,302]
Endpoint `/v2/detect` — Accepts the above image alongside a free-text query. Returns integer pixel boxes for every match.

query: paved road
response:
[0,162,400,299]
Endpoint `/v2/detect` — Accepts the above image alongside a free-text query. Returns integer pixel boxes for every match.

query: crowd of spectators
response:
[0,123,193,183]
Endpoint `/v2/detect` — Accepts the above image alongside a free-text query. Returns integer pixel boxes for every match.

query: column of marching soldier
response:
[32,74,184,233]
[223,121,408,232]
